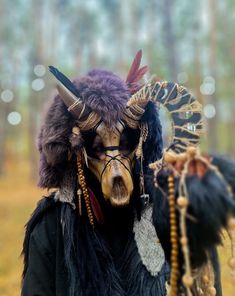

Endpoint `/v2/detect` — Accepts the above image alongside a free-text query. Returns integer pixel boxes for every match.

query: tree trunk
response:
[207,0,218,152]
[161,0,179,81]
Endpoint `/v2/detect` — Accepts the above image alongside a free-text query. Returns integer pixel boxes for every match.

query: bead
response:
[171,262,178,269]
[169,200,175,206]
[178,153,187,162]
[171,238,178,244]
[182,273,193,287]
[180,236,188,245]
[228,217,235,230]
[165,151,177,163]
[208,286,216,296]
[170,231,178,237]
[170,226,177,233]
[187,146,197,158]
[202,275,209,284]
[177,196,189,208]
[171,249,178,256]
[228,257,235,269]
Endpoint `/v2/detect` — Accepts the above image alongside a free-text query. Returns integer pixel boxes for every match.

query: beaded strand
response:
[168,175,179,296]
[77,156,94,227]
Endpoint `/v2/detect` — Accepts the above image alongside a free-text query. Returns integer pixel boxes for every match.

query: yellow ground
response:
[0,161,234,295]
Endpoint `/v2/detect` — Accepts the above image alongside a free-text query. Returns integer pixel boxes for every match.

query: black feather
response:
[48,66,80,97]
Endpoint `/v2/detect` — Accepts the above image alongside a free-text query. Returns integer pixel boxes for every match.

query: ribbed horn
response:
[122,82,152,128]
[124,79,203,153]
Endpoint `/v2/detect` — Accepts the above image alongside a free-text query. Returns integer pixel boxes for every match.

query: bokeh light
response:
[7,111,22,125]
[203,103,216,119]
[34,64,46,77]
[1,89,14,103]
[200,76,215,95]
[31,78,45,91]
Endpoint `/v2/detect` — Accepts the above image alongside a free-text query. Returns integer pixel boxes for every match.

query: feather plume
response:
[88,188,105,224]
[126,50,148,94]
[49,66,80,97]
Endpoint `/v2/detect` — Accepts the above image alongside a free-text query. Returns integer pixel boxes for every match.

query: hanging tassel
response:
[136,122,148,159]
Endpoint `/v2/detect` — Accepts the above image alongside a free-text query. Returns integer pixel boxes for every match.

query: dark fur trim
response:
[212,155,235,198]
[153,168,235,270]
[38,94,75,188]
[141,102,163,169]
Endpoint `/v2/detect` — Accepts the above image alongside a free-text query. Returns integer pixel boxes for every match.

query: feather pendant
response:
[88,187,105,224]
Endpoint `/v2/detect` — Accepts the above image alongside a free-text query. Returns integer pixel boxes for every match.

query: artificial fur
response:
[152,165,235,271]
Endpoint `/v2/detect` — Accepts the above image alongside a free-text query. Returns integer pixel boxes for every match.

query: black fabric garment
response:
[22,198,170,296]
[22,202,69,296]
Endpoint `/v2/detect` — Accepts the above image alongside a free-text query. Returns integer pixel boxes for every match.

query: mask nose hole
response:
[112,176,123,186]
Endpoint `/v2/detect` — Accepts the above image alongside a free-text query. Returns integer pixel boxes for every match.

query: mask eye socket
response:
[119,128,140,156]
[82,131,105,160]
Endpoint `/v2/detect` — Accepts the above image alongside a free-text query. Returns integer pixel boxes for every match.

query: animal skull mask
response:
[82,122,139,206]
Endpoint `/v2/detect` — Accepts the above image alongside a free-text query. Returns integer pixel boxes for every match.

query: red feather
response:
[126,50,148,94]
[88,187,105,224]
[126,50,142,83]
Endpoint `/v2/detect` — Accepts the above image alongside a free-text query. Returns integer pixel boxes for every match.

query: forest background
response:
[0,0,234,295]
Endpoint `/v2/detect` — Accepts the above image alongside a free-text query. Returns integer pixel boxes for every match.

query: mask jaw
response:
[86,122,136,207]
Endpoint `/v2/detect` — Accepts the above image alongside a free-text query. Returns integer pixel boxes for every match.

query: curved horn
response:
[124,79,203,153]
[49,66,90,119]
[49,66,100,129]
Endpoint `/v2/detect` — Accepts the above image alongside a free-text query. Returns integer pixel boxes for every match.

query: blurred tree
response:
[161,0,179,81]
[207,0,218,152]
[27,0,46,180]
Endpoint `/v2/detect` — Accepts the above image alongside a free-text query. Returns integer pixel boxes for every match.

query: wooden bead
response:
[182,273,193,287]
[170,273,178,282]
[164,151,177,163]
[228,257,235,269]
[202,275,209,284]
[178,153,187,162]
[171,249,178,256]
[170,231,178,237]
[180,236,188,246]
[171,225,177,231]
[177,196,189,208]
[228,217,235,230]
[208,286,216,296]
[169,200,175,206]
[171,262,178,269]
[187,146,197,158]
